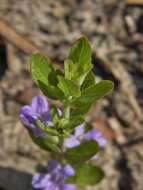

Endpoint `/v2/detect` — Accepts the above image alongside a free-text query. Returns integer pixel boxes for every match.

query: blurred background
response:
[0,0,143,189]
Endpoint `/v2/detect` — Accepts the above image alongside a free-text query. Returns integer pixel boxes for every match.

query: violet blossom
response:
[20,96,52,137]
[32,160,77,190]
[64,124,107,149]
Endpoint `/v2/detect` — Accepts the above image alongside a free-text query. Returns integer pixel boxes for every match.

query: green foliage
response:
[65,140,99,165]
[68,163,104,187]
[71,80,114,107]
[64,37,93,86]
[38,80,64,100]
[29,36,114,188]
[64,59,75,80]
[70,80,114,116]
[58,76,80,98]
[68,36,92,66]
[30,36,114,152]
[36,120,59,136]
[50,105,61,125]
[30,53,65,100]
[67,115,84,130]
[30,53,52,84]
[28,130,61,153]
[81,71,96,90]
[48,69,63,86]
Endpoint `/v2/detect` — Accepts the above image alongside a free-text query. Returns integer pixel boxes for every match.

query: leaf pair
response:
[64,37,93,88]
[65,140,103,187]
[28,129,61,153]
[70,80,114,116]
[68,163,104,187]
[65,140,99,165]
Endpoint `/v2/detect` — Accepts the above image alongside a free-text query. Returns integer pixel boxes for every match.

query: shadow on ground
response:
[0,167,33,190]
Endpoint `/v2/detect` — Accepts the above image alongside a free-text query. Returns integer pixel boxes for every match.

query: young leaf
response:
[48,69,63,86]
[28,130,61,153]
[70,104,91,117]
[68,163,104,187]
[61,115,84,130]
[74,62,93,86]
[71,80,114,108]
[64,59,93,86]
[36,119,59,136]
[50,105,61,125]
[84,123,92,133]
[68,37,92,65]
[64,59,75,80]
[67,37,93,86]
[65,140,99,165]
[81,71,96,90]
[38,80,64,100]
[58,76,80,98]
[30,53,53,84]
[68,115,84,129]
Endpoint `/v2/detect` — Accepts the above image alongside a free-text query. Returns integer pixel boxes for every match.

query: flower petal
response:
[96,137,107,147]
[47,160,61,173]
[42,112,52,124]
[32,173,50,189]
[64,135,80,148]
[84,129,107,147]
[31,96,49,116]
[74,124,85,137]
[63,165,75,177]
[20,105,37,125]
[63,184,77,190]
[30,123,45,137]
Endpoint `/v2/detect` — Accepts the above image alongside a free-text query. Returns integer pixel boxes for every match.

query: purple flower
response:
[20,96,52,137]
[64,124,107,149]
[32,160,77,190]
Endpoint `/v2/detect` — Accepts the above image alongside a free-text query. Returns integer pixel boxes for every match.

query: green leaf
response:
[58,118,70,129]
[50,105,61,125]
[69,115,84,129]
[68,115,84,129]
[61,115,84,130]
[38,80,64,100]
[68,37,92,65]
[64,59,75,80]
[70,104,91,117]
[36,119,59,136]
[67,37,93,86]
[68,163,104,187]
[74,62,93,86]
[48,69,63,86]
[30,53,53,84]
[64,59,93,86]
[71,80,114,108]
[84,123,92,133]
[65,140,99,165]
[28,130,61,153]
[58,76,80,98]
[81,71,96,90]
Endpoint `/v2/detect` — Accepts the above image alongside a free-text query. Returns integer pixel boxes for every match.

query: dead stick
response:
[0,19,39,54]
[126,0,143,5]
[0,20,62,69]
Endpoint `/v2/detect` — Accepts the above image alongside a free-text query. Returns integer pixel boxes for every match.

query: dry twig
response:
[0,20,39,54]
[126,0,143,5]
